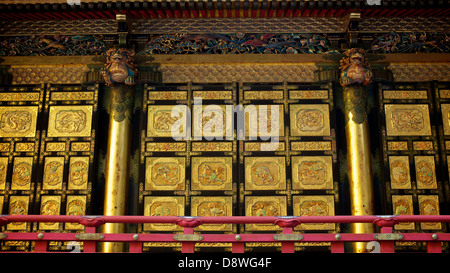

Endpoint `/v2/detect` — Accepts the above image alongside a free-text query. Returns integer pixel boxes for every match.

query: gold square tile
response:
[191,196,233,231]
[385,104,431,136]
[68,157,89,190]
[42,157,65,190]
[389,156,411,189]
[414,156,437,189]
[0,157,8,190]
[0,106,38,138]
[145,157,185,191]
[392,195,415,230]
[11,157,33,190]
[147,105,188,138]
[39,195,61,230]
[193,105,233,139]
[7,196,29,230]
[245,105,284,138]
[418,195,441,230]
[191,157,233,191]
[291,156,333,190]
[65,195,86,230]
[143,196,184,231]
[290,104,330,136]
[245,157,286,191]
[293,195,335,230]
[245,196,286,231]
[48,105,93,137]
[441,104,450,135]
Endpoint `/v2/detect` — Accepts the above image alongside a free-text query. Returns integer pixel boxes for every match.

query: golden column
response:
[339,49,375,253]
[100,48,137,252]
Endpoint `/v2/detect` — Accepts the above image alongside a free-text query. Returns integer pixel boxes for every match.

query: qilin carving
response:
[102,48,138,86]
[339,48,372,87]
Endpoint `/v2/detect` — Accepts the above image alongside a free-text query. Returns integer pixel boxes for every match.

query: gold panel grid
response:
[245,157,286,191]
[47,105,93,137]
[389,156,411,189]
[291,156,333,190]
[11,157,33,190]
[290,104,330,136]
[42,157,65,190]
[245,196,286,231]
[245,105,284,138]
[68,156,89,190]
[418,195,441,230]
[39,195,61,230]
[0,157,7,190]
[147,105,188,138]
[193,105,233,139]
[65,195,86,230]
[441,104,450,135]
[293,195,335,231]
[414,156,437,189]
[385,104,432,136]
[191,196,233,231]
[7,196,29,230]
[392,195,415,230]
[191,157,233,191]
[143,196,184,231]
[145,157,186,191]
[0,106,38,138]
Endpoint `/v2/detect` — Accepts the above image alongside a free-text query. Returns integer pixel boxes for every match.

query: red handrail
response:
[0,214,449,253]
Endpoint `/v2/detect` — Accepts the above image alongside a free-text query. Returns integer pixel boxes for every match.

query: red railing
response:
[1,214,449,253]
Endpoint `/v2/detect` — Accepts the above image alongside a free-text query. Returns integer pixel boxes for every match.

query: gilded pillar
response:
[340,49,375,253]
[100,48,137,252]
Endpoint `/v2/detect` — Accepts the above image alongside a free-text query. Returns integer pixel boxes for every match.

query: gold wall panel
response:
[418,195,441,230]
[191,196,232,231]
[51,91,95,101]
[385,104,432,136]
[291,141,332,151]
[293,195,335,230]
[68,156,89,190]
[146,142,186,152]
[191,157,233,191]
[414,156,437,189]
[147,105,187,138]
[0,106,38,138]
[42,157,65,190]
[0,157,7,190]
[392,195,415,230]
[65,195,86,230]
[290,104,330,136]
[413,141,434,150]
[440,104,450,135]
[15,142,35,152]
[291,156,333,190]
[245,157,286,191]
[245,105,284,138]
[70,142,91,152]
[148,91,187,100]
[143,196,184,231]
[7,196,29,231]
[193,105,233,139]
[289,90,328,100]
[245,196,286,231]
[46,142,66,152]
[11,157,33,190]
[244,142,285,152]
[39,195,61,230]
[47,105,93,137]
[145,157,185,191]
[194,91,233,100]
[192,142,233,152]
[387,141,408,151]
[244,90,283,100]
[389,156,411,189]
[383,90,428,100]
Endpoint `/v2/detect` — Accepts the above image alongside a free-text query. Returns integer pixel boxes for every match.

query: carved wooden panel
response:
[379,82,446,246]
[0,84,44,251]
[34,83,98,251]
